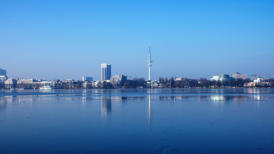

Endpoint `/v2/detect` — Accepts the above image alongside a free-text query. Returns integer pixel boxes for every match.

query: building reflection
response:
[156,94,264,103]
[82,89,87,103]
[155,93,264,103]
[0,96,15,103]
[210,95,226,102]
[121,96,127,104]
[101,96,112,117]
[0,96,17,112]
[247,88,262,101]
[210,95,249,102]
[199,96,208,101]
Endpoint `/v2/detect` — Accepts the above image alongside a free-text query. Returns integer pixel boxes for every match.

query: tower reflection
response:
[147,90,152,128]
[101,96,112,117]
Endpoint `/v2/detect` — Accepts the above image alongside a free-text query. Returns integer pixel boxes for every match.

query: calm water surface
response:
[0,88,274,153]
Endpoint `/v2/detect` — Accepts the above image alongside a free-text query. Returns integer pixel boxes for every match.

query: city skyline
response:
[1,0,274,80]
[0,64,271,81]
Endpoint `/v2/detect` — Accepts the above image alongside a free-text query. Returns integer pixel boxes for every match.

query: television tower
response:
[147,47,152,81]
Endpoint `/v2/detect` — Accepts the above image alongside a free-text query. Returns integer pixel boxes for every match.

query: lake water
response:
[1,88,274,153]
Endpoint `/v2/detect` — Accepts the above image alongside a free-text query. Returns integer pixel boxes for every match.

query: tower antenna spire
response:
[148,47,152,81]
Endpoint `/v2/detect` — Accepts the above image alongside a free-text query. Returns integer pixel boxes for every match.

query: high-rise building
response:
[147,47,152,81]
[101,63,111,81]
[0,68,7,76]
[0,68,7,82]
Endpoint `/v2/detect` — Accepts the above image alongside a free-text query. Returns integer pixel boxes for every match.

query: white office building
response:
[101,63,111,81]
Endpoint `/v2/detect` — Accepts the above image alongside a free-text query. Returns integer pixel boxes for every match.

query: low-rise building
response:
[151,80,160,88]
[245,78,270,87]
[92,81,100,88]
[232,72,247,80]
[210,74,233,82]
[82,81,94,89]
[0,75,7,82]
[175,77,183,81]
[4,78,17,89]
[82,76,93,82]
[17,79,40,89]
[110,75,127,88]
[62,79,75,89]
[254,78,264,84]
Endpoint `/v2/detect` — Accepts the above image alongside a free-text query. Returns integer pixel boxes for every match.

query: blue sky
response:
[0,0,274,80]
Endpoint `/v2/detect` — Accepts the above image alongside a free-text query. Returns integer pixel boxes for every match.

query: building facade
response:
[210,74,233,82]
[101,63,111,81]
[4,78,17,89]
[232,72,247,80]
[0,68,7,82]
[82,76,93,82]
[0,68,7,76]
[110,75,127,88]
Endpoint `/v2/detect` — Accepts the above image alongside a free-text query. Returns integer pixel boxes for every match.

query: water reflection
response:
[82,89,87,103]
[101,97,112,117]
[247,88,262,101]
[157,94,264,103]
[121,96,127,104]
[210,95,226,102]
[0,92,267,105]
[148,92,151,127]
[210,95,251,102]
[0,88,270,117]
[0,96,16,103]
[0,102,7,112]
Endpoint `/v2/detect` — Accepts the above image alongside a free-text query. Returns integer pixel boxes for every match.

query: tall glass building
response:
[0,68,6,76]
[101,63,111,81]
